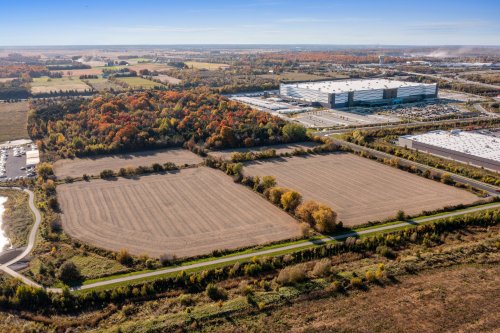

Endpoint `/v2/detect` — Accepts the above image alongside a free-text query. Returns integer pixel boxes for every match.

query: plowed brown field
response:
[243,153,479,226]
[53,148,203,178]
[57,167,300,257]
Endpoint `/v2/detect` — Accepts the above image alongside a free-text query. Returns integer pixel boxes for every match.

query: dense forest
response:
[29,89,307,158]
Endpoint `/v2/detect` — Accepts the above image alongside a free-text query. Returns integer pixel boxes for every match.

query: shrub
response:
[282,123,307,142]
[178,294,195,306]
[395,210,407,221]
[116,249,133,266]
[276,264,308,285]
[376,245,396,259]
[350,277,363,288]
[311,259,332,278]
[100,169,115,179]
[264,187,288,205]
[261,175,276,190]
[159,253,177,266]
[296,201,320,225]
[280,190,303,212]
[37,162,53,179]
[57,261,82,285]
[205,283,228,301]
[312,205,337,233]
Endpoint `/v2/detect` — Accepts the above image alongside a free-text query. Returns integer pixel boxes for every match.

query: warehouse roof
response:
[285,79,433,94]
[26,149,40,166]
[402,130,500,162]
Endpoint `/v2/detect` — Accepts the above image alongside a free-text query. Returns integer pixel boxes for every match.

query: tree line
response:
[29,89,308,158]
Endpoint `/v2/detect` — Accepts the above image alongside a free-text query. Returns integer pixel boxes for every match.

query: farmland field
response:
[57,167,301,257]
[155,74,181,84]
[115,76,166,89]
[259,72,329,82]
[208,142,319,160]
[30,76,92,94]
[0,101,29,141]
[243,153,479,226]
[184,61,230,70]
[51,67,103,77]
[83,77,125,92]
[53,148,202,178]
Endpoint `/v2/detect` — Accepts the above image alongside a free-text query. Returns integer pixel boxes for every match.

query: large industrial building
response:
[398,130,500,172]
[279,79,437,108]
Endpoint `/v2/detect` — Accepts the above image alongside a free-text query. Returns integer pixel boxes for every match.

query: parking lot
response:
[376,100,480,121]
[0,142,37,181]
[293,109,401,128]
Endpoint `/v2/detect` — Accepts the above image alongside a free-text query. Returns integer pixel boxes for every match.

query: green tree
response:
[282,123,307,142]
[57,261,82,285]
[261,175,276,190]
[36,162,53,179]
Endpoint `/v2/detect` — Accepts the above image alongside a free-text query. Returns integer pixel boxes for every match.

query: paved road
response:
[0,187,43,288]
[314,112,498,136]
[74,202,500,291]
[403,71,500,91]
[330,139,500,196]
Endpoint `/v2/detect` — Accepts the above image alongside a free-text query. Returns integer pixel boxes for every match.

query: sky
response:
[1,0,499,46]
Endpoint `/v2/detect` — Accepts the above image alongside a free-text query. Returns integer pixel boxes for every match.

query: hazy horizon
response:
[1,0,499,46]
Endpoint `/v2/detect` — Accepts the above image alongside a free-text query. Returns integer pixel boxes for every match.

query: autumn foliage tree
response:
[29,89,306,158]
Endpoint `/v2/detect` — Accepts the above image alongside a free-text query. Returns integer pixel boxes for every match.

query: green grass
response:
[0,189,34,247]
[84,77,125,92]
[74,202,499,292]
[30,76,91,94]
[72,254,130,280]
[115,76,166,89]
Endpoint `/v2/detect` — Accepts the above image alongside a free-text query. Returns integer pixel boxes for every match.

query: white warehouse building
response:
[279,79,437,108]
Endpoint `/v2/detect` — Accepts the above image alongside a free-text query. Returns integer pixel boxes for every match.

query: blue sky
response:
[1,0,499,46]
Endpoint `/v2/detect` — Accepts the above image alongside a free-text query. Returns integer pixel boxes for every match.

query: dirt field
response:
[185,61,230,70]
[0,101,29,142]
[53,148,202,178]
[207,264,500,333]
[155,74,181,84]
[208,142,319,160]
[57,167,300,257]
[243,153,479,226]
[30,76,92,94]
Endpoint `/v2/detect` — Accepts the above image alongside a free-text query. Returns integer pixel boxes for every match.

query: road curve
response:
[0,187,43,288]
[0,185,498,293]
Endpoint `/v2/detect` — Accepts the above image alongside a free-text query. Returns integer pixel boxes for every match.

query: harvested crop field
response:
[57,167,300,257]
[243,153,479,226]
[83,77,125,92]
[208,142,319,160]
[53,148,202,178]
[0,101,29,142]
[156,74,181,84]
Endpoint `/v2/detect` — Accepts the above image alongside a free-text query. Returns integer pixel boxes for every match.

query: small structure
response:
[26,150,40,168]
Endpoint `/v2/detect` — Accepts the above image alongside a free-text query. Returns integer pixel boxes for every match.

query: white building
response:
[398,130,500,172]
[26,150,40,168]
[280,79,437,108]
